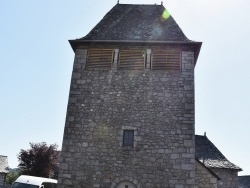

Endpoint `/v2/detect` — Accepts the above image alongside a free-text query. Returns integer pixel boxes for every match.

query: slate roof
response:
[0,155,9,174]
[80,4,190,42]
[69,3,202,64]
[238,176,250,188]
[195,135,242,171]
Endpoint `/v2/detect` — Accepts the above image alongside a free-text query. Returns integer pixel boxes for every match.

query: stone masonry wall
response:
[195,161,217,188]
[211,168,238,188]
[0,173,6,188]
[58,48,195,188]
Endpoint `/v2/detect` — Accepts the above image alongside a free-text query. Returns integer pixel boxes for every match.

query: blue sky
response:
[0,0,249,175]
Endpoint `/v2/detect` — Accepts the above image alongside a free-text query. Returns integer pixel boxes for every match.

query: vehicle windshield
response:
[11,182,39,188]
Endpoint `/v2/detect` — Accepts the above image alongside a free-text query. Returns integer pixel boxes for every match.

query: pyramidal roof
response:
[70,3,202,63]
[195,135,242,171]
[80,3,191,42]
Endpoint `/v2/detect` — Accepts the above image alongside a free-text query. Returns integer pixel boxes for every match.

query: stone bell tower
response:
[58,3,201,188]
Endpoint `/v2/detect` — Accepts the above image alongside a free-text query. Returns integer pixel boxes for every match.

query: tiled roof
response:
[0,155,9,173]
[238,176,250,188]
[195,135,242,171]
[79,4,191,42]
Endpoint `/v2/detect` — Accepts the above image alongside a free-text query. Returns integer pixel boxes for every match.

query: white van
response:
[11,175,57,188]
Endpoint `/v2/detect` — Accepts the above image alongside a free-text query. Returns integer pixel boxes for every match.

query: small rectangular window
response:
[123,130,134,147]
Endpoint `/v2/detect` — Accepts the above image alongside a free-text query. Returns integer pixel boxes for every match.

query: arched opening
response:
[115,180,136,188]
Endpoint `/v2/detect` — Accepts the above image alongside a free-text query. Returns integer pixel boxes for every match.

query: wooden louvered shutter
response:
[119,49,145,70]
[86,49,114,70]
[151,49,181,71]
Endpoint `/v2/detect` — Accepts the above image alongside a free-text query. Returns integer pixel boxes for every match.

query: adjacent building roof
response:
[238,176,250,188]
[80,4,190,42]
[0,155,9,174]
[195,135,242,171]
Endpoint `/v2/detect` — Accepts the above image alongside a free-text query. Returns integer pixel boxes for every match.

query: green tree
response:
[6,169,20,185]
[18,142,59,179]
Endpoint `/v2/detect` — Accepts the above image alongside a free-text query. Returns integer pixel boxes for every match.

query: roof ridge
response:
[205,136,228,160]
[118,4,163,6]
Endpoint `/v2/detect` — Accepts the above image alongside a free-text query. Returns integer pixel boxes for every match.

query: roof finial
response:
[161,1,163,5]
[204,132,206,137]
[117,0,119,4]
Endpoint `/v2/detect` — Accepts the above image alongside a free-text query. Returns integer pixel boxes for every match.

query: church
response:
[58,2,241,188]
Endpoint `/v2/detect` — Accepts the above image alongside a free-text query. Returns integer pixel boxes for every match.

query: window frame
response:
[123,130,134,147]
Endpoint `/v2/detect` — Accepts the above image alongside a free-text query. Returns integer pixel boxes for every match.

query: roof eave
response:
[210,166,243,172]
